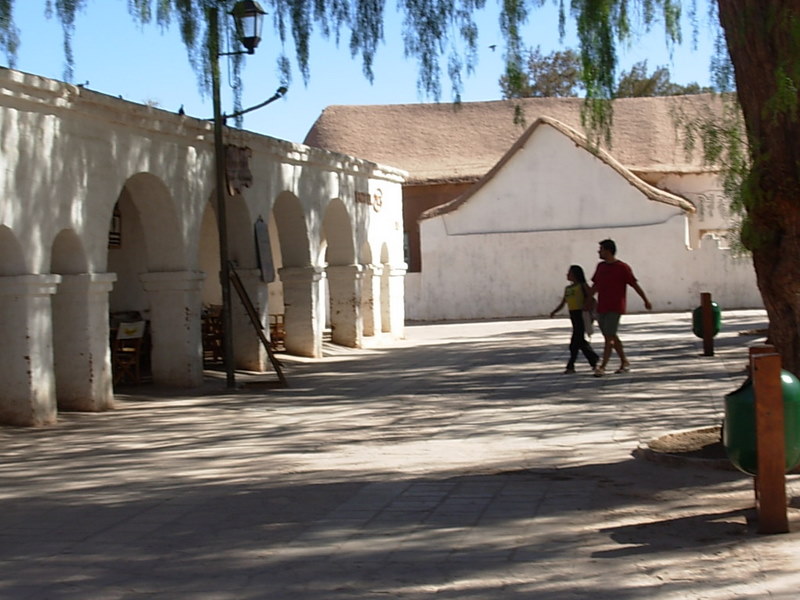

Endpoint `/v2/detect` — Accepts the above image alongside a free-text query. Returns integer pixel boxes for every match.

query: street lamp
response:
[230,0,267,54]
[210,1,267,388]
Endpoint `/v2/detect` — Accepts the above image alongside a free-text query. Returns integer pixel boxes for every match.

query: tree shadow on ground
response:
[0,453,765,599]
[0,311,780,598]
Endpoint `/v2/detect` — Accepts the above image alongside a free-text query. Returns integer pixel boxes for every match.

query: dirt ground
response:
[646,426,728,460]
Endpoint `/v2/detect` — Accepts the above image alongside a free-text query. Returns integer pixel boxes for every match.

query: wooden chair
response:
[202,305,224,363]
[269,314,286,351]
[112,320,146,385]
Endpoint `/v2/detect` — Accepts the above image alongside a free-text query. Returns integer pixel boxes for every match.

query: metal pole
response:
[210,7,236,388]
[701,292,714,357]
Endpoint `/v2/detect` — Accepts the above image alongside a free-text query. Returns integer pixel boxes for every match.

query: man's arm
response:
[631,282,652,310]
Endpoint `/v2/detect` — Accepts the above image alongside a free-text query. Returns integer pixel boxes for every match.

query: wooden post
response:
[701,292,714,357]
[750,345,777,504]
[750,348,789,534]
[750,344,777,359]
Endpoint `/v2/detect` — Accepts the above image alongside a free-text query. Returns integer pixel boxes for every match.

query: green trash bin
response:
[723,370,800,475]
[692,302,721,338]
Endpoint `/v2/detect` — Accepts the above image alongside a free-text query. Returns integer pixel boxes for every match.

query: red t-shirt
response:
[592,260,637,314]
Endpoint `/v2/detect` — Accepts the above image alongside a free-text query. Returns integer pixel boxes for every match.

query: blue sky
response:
[5,1,720,143]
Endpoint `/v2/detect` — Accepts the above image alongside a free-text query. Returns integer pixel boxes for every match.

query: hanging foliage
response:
[8,0,800,374]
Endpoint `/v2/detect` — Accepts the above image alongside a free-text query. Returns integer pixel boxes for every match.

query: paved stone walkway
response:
[2,310,800,599]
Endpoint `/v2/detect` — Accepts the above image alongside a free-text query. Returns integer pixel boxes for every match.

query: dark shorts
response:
[597,312,622,338]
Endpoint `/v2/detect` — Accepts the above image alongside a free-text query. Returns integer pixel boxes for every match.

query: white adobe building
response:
[304,94,761,322]
[0,67,406,426]
[415,117,759,320]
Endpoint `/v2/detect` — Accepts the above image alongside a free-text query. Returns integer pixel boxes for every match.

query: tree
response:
[714,1,800,374]
[499,46,584,98]
[2,1,800,374]
[615,60,714,97]
[500,49,713,100]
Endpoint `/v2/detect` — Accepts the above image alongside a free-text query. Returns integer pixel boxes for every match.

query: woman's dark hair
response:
[569,264,587,285]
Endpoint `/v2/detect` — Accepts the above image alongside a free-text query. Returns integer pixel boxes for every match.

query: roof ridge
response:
[420,116,695,221]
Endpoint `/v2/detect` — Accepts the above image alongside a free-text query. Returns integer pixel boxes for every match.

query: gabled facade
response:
[413,117,758,320]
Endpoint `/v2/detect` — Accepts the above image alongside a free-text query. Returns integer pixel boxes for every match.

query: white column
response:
[140,271,205,387]
[384,263,407,338]
[52,273,116,411]
[279,266,325,358]
[361,263,383,337]
[327,264,364,348]
[231,267,269,372]
[0,275,61,426]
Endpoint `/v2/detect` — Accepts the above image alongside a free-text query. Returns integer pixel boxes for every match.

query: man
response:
[590,239,651,377]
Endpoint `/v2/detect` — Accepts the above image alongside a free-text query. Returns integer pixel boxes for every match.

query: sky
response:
[5,1,721,144]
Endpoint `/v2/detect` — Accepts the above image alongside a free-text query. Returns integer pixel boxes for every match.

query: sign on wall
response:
[226,145,253,196]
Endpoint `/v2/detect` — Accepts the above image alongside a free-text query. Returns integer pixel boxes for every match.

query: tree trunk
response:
[717,0,800,375]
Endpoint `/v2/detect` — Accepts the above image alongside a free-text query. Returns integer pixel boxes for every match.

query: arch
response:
[107,187,147,312]
[198,203,221,306]
[359,241,379,337]
[270,193,322,358]
[197,191,253,309]
[120,173,185,271]
[197,193,258,369]
[322,198,355,266]
[0,226,26,276]
[380,242,392,333]
[267,211,285,315]
[51,229,88,275]
[272,192,311,268]
[106,173,189,388]
[201,192,257,271]
[197,188,275,371]
[359,241,373,265]
[227,194,257,269]
[107,172,185,312]
[50,228,114,412]
[322,199,360,346]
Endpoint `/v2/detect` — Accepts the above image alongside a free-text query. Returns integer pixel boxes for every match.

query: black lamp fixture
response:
[230,0,267,54]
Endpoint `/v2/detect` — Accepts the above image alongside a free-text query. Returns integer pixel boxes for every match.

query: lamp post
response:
[210,1,267,388]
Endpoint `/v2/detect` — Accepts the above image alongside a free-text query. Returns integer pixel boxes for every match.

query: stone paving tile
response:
[3,310,800,599]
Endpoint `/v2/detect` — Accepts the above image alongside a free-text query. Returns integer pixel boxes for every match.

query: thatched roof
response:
[304,94,725,184]
[421,116,696,221]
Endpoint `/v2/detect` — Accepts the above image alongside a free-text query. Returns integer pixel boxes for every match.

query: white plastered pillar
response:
[140,271,205,387]
[361,263,382,337]
[279,266,324,358]
[52,273,117,411]
[0,275,61,426]
[383,263,407,337]
[231,267,269,371]
[327,264,364,348]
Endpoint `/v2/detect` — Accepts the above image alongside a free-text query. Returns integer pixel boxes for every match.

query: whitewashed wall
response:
[0,67,406,425]
[650,172,735,249]
[406,122,761,322]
